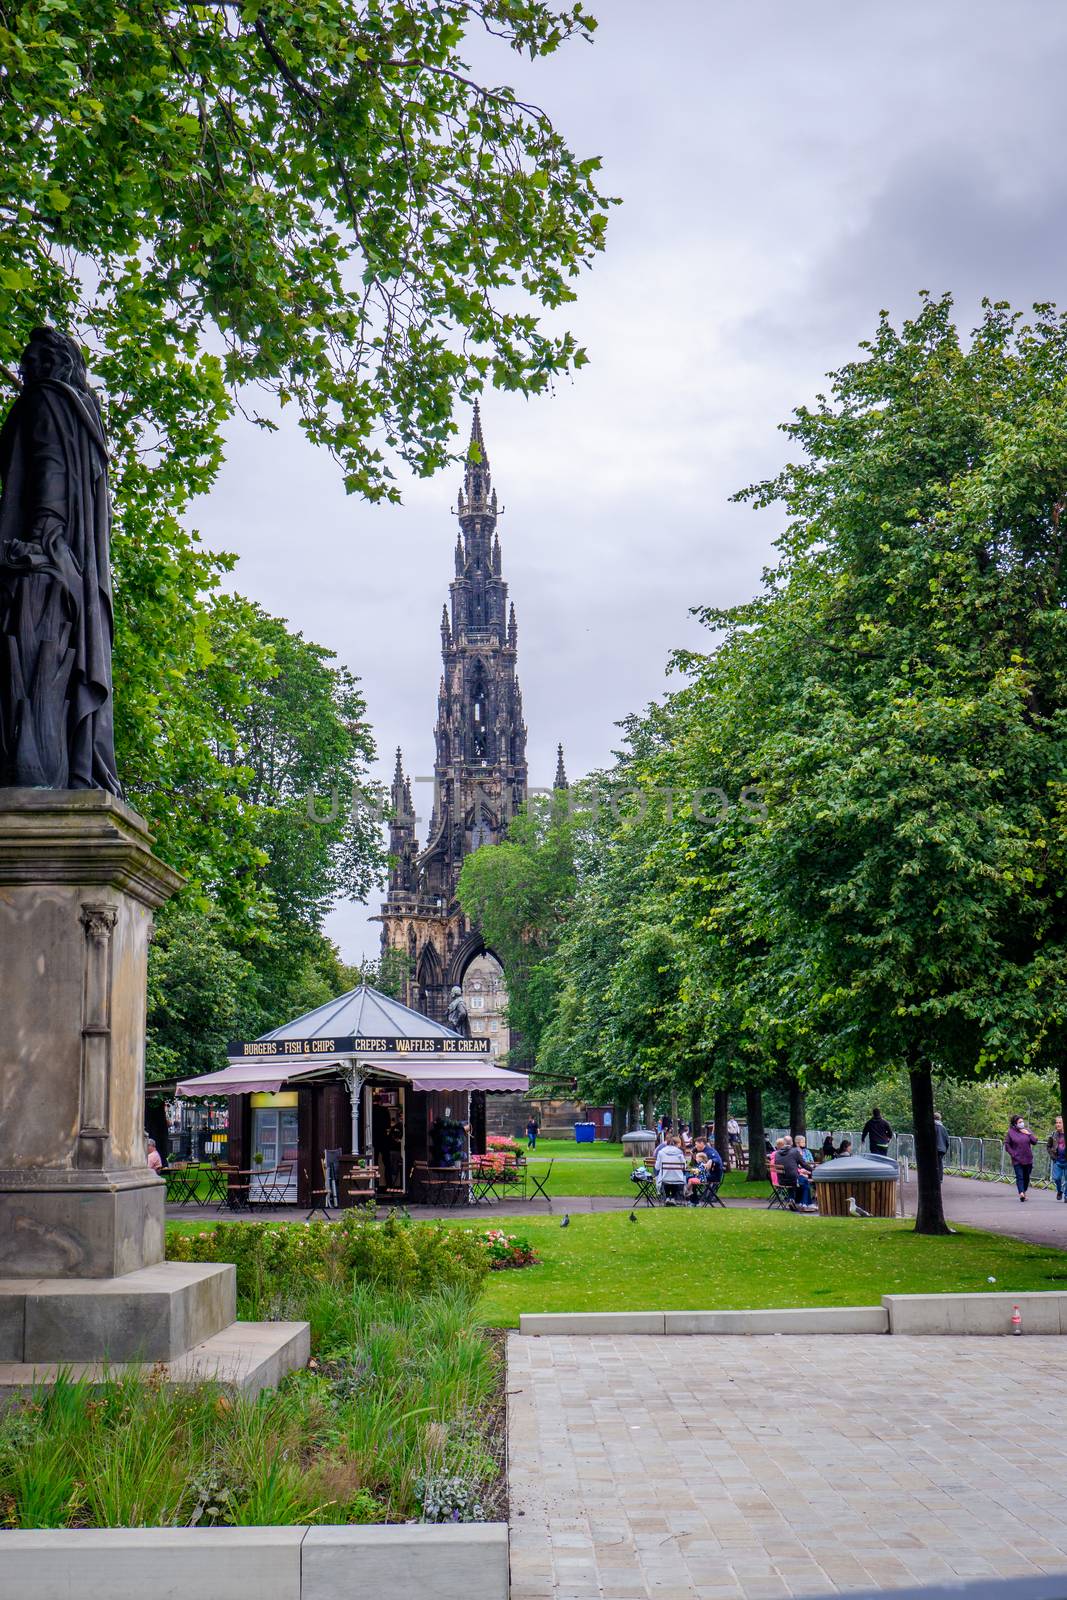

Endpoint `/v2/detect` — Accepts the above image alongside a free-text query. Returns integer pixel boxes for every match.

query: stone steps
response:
[0,1318,310,1398]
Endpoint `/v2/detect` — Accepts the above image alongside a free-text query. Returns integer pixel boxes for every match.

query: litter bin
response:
[574,1122,595,1144]
[810,1153,899,1216]
[621,1129,656,1159]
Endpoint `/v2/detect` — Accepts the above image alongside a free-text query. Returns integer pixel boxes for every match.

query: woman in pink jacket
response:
[1004,1116,1039,1201]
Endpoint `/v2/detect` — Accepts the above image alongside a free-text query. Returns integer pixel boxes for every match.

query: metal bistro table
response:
[629,1169,658,1208]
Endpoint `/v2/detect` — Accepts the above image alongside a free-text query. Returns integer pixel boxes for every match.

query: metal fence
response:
[767,1127,1060,1185]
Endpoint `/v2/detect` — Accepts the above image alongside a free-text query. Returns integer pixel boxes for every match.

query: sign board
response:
[228,1035,493,1059]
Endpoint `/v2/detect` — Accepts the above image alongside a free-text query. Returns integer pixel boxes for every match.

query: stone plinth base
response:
[0,789,182,1280]
[0,1173,165,1279]
[0,1319,311,1400]
[0,1261,236,1363]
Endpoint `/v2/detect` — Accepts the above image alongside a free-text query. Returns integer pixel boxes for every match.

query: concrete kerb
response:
[882,1289,1067,1335]
[0,1522,510,1600]
[519,1292,1067,1337]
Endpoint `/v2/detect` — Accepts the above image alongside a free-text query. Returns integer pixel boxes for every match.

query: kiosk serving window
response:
[250,1091,299,1167]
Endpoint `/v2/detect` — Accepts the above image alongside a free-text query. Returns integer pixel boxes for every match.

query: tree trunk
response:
[788,1079,806,1141]
[691,1087,703,1141]
[669,1086,679,1132]
[714,1088,730,1164]
[746,1083,767,1181]
[910,1060,950,1235]
[628,1095,640,1133]
[642,1093,654,1130]
[611,1101,623,1143]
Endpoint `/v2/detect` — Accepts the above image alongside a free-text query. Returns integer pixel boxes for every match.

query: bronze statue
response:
[0,328,120,793]
[447,983,472,1037]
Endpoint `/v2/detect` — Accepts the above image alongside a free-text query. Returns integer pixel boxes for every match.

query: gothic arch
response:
[417,941,442,985]
[446,930,505,990]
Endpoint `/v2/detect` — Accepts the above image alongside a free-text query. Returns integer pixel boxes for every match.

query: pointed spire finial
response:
[462,401,494,514]
[554,744,568,790]
[393,746,404,786]
[508,601,517,648]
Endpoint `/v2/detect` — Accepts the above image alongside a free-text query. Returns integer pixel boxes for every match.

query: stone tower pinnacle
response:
[380,406,528,1022]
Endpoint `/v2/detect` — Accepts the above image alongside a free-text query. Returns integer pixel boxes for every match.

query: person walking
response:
[1048,1116,1067,1201]
[525,1116,538,1150]
[934,1112,950,1184]
[861,1107,893,1157]
[1005,1115,1039,1201]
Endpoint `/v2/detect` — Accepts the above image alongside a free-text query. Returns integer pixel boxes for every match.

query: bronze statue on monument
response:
[0,327,121,793]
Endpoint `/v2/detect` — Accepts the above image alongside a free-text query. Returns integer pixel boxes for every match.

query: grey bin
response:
[621,1129,656,1159]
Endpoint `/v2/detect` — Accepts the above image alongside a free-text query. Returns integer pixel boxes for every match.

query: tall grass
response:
[0,1281,502,1530]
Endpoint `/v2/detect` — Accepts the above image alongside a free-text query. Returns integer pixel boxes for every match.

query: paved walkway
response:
[507,1332,1067,1599]
[922,1175,1067,1249]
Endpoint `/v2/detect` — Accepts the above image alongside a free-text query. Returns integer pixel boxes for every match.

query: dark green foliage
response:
[166,1212,490,1310]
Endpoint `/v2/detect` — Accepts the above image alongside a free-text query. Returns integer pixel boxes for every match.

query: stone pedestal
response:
[0,790,183,1278]
[0,788,310,1396]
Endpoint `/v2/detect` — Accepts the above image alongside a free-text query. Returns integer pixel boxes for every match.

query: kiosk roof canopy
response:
[258,983,460,1044]
[175,981,530,1097]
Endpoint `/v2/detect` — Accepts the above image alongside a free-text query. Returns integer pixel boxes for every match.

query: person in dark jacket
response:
[820,1133,836,1161]
[861,1107,893,1156]
[1004,1115,1039,1201]
[1048,1116,1067,1201]
[934,1112,950,1184]
[777,1140,816,1210]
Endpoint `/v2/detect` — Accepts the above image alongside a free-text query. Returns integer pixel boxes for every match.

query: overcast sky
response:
[194,0,1067,962]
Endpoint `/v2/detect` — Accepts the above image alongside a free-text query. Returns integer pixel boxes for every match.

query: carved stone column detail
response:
[78,903,118,1168]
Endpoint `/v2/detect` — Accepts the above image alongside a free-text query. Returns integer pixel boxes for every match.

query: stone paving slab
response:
[507,1332,1067,1599]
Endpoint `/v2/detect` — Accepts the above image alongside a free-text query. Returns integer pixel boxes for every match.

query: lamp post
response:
[339,1063,369,1156]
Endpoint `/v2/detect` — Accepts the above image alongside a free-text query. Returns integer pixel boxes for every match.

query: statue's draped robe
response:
[0,378,120,792]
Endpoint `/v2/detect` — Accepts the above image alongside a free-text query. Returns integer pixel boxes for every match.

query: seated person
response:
[654,1136,688,1202]
[795,1135,815,1173]
[776,1140,817,1211]
[689,1142,724,1201]
[820,1133,836,1162]
[836,1137,853,1158]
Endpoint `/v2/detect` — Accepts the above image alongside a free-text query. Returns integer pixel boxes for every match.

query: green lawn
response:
[456,1210,1067,1327]
[523,1138,763,1200]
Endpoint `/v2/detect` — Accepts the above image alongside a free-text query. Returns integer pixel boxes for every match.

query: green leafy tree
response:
[680,295,1067,1233]
[146,601,383,1077]
[0,0,611,895]
[457,789,578,1060]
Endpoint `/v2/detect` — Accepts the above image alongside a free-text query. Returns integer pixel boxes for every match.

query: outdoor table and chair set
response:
[629,1162,726,1209]
[165,1148,554,1215]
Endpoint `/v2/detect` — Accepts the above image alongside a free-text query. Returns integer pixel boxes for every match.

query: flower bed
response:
[474,1228,539,1271]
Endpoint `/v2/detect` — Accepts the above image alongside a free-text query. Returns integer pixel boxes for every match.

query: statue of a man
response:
[0,327,120,792]
[447,984,471,1038]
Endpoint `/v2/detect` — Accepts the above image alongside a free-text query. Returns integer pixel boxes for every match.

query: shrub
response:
[167,1212,489,1312]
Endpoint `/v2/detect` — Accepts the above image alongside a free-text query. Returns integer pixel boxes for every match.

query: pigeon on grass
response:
[560,1213,570,1228]
[629,1211,638,1223]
